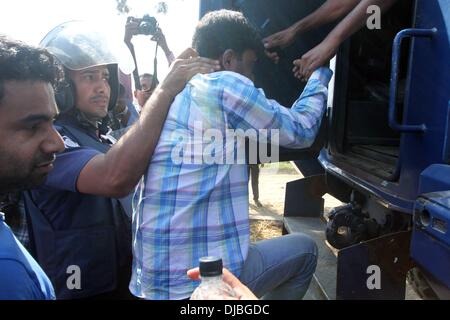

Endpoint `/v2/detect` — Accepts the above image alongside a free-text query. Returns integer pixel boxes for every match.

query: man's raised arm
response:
[77,52,220,198]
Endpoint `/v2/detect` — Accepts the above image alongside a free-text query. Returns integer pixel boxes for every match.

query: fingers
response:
[292,64,300,78]
[264,50,279,64]
[293,58,314,82]
[126,21,139,28]
[182,61,221,78]
[171,57,221,82]
[222,268,244,289]
[232,287,250,300]
[125,22,139,41]
[187,267,257,300]
[177,56,221,70]
[263,28,294,50]
[262,38,274,50]
[222,296,240,300]
[125,22,139,33]
[187,268,200,280]
[262,35,272,48]
[189,56,221,66]
[293,59,303,80]
[263,33,281,50]
[177,48,199,60]
[299,62,307,81]
[304,68,314,80]
[222,269,258,300]
[152,28,166,43]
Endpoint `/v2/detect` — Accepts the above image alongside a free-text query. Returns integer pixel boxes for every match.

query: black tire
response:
[326,206,367,249]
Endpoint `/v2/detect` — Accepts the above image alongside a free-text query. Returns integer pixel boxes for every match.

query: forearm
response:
[325,0,398,45]
[283,68,333,148]
[108,88,171,190]
[156,32,175,66]
[292,0,361,35]
[224,68,332,149]
[162,46,175,66]
[78,87,173,197]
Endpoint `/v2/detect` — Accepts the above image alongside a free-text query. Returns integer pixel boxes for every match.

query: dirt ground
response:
[249,162,342,242]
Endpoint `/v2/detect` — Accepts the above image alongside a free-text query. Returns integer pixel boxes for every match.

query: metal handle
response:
[389,28,437,133]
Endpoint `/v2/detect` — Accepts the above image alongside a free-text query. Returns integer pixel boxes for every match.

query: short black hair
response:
[0,35,63,105]
[139,73,159,87]
[192,9,262,59]
[140,73,154,80]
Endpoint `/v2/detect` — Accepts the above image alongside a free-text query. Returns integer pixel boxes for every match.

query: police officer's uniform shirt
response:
[24,115,134,299]
[30,141,100,227]
[0,212,55,300]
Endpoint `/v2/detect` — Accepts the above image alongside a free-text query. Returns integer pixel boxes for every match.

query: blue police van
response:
[200,0,450,299]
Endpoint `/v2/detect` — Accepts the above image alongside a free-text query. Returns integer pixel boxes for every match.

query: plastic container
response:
[190,256,236,300]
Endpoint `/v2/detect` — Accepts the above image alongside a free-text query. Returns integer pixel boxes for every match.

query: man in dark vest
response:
[0,35,63,300]
[23,21,220,299]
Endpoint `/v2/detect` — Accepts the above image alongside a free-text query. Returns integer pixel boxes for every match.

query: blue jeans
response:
[239,233,318,300]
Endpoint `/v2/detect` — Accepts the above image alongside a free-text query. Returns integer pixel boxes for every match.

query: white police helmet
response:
[40,20,135,111]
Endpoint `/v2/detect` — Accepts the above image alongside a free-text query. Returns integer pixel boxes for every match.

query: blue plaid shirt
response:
[130,67,333,299]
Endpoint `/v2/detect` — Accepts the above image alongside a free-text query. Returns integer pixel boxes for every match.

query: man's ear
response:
[221,49,236,71]
[134,90,138,99]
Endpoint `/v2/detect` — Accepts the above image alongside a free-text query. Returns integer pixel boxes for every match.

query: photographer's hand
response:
[151,28,168,51]
[124,19,139,45]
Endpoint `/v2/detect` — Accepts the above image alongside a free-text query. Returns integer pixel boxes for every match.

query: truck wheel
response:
[326,205,367,249]
[407,267,438,300]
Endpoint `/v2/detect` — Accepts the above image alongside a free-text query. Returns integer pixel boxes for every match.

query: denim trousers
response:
[238,233,318,300]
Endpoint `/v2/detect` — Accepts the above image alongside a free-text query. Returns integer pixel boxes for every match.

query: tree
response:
[115,0,183,16]
[116,0,130,14]
[156,2,169,14]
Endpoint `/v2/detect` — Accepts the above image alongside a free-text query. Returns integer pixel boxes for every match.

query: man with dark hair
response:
[134,73,160,108]
[0,35,63,299]
[131,10,332,300]
[192,9,261,59]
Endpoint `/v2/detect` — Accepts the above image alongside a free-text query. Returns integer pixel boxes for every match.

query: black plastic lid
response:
[199,256,223,277]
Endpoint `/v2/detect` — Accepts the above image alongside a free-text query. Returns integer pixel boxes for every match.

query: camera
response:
[127,14,158,36]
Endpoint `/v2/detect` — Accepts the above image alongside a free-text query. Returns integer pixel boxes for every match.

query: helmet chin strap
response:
[79,110,101,127]
[67,108,103,132]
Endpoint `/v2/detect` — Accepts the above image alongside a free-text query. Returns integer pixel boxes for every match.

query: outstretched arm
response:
[152,27,175,66]
[293,0,399,80]
[263,0,360,51]
[221,67,332,150]
[124,18,142,91]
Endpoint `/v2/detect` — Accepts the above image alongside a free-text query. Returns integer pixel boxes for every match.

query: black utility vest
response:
[23,119,133,299]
